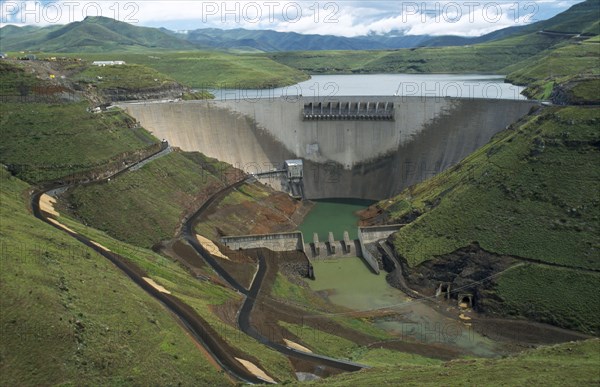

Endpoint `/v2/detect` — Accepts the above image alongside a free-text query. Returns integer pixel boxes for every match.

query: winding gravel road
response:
[31,143,265,384]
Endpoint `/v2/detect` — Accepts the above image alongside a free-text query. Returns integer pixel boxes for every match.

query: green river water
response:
[298,198,374,241]
[306,258,498,357]
[299,200,498,357]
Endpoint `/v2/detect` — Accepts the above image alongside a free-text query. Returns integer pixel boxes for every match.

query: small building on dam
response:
[120,96,537,200]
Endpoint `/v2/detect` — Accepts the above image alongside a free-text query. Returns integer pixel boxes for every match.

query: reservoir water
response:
[211,73,527,100]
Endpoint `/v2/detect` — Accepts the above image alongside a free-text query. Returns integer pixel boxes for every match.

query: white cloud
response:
[0,0,585,37]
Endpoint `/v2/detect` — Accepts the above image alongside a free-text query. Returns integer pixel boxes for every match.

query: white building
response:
[92,61,126,66]
[285,159,303,179]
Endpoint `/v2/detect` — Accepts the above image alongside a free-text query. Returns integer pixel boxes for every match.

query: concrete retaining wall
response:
[357,228,380,274]
[221,232,305,253]
[360,224,404,244]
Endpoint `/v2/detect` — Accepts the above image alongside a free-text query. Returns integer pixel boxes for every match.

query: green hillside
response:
[505,37,600,101]
[0,16,197,52]
[65,151,234,249]
[303,339,600,386]
[0,60,44,96]
[0,169,230,386]
[0,101,158,183]
[0,58,299,383]
[267,33,567,74]
[385,106,599,270]
[529,0,600,35]
[268,0,599,75]
[0,166,302,384]
[360,30,600,334]
[371,105,600,333]
[69,51,310,89]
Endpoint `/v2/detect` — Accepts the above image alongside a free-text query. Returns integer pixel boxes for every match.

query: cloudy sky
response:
[0,0,585,37]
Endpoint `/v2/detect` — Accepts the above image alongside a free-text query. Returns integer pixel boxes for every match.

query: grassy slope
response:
[73,63,179,90]
[0,61,43,96]
[304,339,600,386]
[0,103,157,183]
[382,106,600,333]
[267,33,568,74]
[495,264,599,333]
[0,62,295,380]
[54,211,297,383]
[0,61,159,183]
[278,321,441,367]
[58,51,310,89]
[385,107,599,270]
[0,169,230,386]
[66,151,232,249]
[505,38,600,99]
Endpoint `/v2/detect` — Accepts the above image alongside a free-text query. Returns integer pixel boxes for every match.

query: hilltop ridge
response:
[1,1,597,53]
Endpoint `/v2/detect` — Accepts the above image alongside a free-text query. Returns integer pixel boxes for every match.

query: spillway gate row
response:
[219,226,403,276]
[303,101,395,121]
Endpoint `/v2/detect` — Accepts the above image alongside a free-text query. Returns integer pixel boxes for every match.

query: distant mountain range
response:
[0,0,597,53]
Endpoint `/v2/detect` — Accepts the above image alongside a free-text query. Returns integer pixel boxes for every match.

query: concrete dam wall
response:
[121,96,536,200]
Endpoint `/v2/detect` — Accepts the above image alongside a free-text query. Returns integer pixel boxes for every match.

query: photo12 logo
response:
[197,1,340,24]
[1,1,140,24]
[399,1,539,24]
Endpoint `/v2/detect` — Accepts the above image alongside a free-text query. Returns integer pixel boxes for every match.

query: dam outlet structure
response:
[120,96,537,200]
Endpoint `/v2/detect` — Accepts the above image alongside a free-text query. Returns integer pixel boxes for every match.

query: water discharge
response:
[307,257,498,357]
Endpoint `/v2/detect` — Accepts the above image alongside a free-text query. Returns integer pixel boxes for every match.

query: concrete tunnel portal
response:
[120,96,537,200]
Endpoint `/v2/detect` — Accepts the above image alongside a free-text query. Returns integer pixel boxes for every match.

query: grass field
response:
[372,105,599,333]
[0,169,231,386]
[60,51,310,89]
[385,106,599,270]
[66,150,232,249]
[278,321,441,367]
[0,60,43,96]
[267,33,568,75]
[0,102,158,183]
[505,37,600,99]
[493,265,600,334]
[55,210,297,383]
[73,63,179,90]
[302,339,600,386]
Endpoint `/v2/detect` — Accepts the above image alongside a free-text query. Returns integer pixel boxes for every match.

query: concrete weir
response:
[120,96,536,200]
[221,232,306,253]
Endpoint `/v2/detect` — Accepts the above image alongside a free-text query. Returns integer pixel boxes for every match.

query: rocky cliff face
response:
[387,243,516,311]
[101,84,187,102]
[550,78,600,105]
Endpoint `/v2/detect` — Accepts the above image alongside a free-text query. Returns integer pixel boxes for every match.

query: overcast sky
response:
[0,0,586,37]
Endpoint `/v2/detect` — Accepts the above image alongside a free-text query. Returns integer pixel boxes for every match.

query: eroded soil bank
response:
[196,181,313,239]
